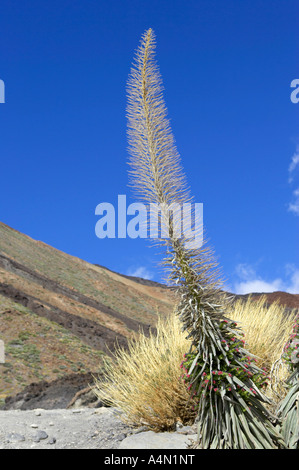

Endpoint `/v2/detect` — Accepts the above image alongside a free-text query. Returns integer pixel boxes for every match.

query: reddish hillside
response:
[234,291,299,310]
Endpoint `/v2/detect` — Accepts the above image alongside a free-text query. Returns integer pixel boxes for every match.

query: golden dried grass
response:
[93,312,195,431]
[227,295,297,404]
[227,296,296,372]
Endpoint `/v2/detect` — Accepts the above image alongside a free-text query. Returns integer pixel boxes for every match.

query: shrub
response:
[93,312,195,431]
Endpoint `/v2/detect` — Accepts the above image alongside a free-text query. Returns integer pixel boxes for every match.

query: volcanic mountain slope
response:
[235,291,299,310]
[0,222,174,405]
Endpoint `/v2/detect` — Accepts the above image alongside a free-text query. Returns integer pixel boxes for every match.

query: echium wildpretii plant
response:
[126,28,285,449]
[275,314,299,449]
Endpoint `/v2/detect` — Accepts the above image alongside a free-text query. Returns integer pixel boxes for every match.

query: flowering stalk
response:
[126,28,285,448]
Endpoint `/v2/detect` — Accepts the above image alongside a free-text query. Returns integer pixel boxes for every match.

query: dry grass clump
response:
[227,296,297,370]
[93,312,195,432]
[227,295,297,403]
[93,296,297,431]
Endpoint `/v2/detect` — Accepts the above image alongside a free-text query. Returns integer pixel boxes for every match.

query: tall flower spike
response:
[127,29,224,294]
[126,28,285,449]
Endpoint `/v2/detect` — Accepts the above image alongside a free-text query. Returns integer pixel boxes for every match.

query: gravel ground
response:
[0,407,136,449]
[0,407,198,450]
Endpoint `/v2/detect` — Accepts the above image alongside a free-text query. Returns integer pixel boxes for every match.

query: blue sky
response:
[0,0,298,294]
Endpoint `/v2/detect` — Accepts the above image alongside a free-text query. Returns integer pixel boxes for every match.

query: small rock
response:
[31,424,38,428]
[7,433,25,442]
[49,422,54,426]
[34,409,42,416]
[48,437,56,445]
[32,430,48,442]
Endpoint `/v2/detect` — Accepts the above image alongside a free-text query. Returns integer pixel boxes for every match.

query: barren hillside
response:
[0,222,174,405]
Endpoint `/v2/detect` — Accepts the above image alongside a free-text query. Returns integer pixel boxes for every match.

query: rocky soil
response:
[0,407,134,449]
[0,407,197,449]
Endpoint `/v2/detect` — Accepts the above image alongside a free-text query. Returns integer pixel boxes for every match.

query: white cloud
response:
[288,144,299,215]
[126,266,154,280]
[288,187,299,215]
[288,146,299,183]
[233,263,299,295]
[235,263,257,281]
[234,278,283,295]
